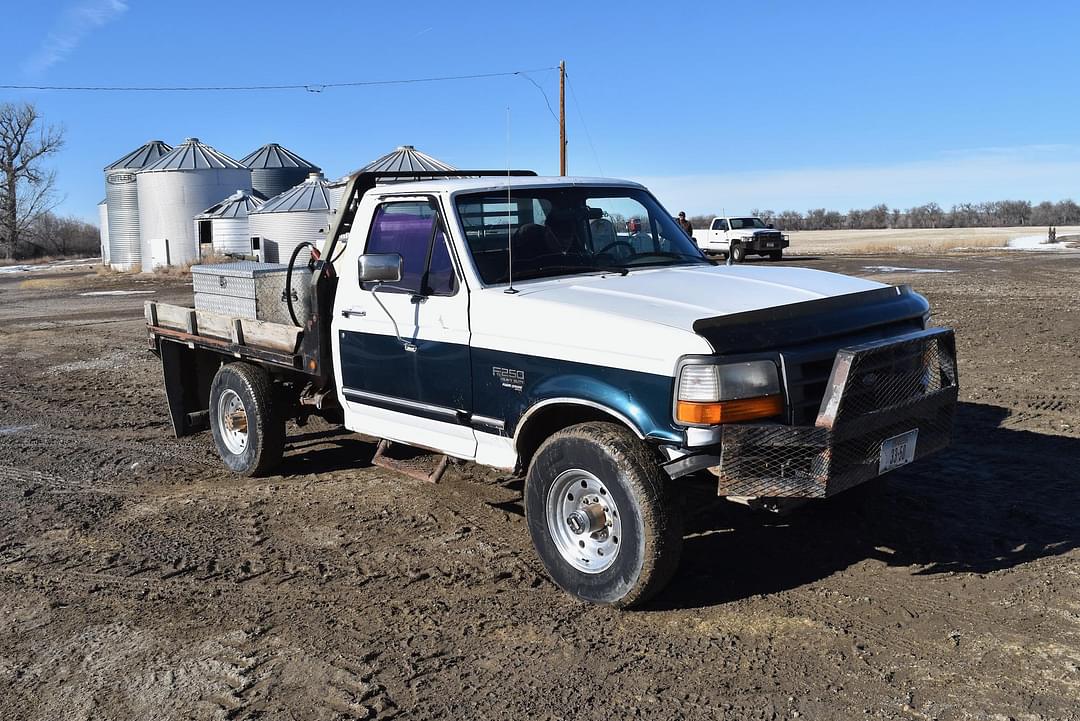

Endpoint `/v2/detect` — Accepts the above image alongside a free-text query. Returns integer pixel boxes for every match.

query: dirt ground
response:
[1,251,1078,721]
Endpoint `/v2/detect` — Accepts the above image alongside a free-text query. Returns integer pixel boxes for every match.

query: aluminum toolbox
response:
[192,261,311,325]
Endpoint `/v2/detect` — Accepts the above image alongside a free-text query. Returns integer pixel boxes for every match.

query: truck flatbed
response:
[145,301,306,368]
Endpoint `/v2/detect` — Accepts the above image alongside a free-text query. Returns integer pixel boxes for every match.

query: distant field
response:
[784,225,1080,254]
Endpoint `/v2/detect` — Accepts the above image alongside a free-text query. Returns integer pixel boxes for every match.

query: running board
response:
[371,439,450,484]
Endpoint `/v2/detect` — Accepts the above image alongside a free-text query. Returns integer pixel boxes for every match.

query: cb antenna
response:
[505,105,518,294]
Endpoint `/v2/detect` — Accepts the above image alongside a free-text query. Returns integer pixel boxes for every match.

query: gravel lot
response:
[1,252,1078,721]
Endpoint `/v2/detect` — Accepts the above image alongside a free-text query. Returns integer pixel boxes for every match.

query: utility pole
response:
[559,60,567,176]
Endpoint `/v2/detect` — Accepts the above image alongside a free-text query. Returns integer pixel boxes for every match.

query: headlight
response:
[675,360,783,425]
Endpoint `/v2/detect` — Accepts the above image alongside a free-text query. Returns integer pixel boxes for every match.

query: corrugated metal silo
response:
[359,145,456,173]
[194,189,265,256]
[136,138,252,271]
[240,143,320,201]
[104,140,172,271]
[326,145,456,212]
[249,173,333,264]
[97,199,110,265]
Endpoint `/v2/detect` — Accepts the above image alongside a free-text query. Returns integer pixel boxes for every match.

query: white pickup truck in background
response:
[693,216,789,262]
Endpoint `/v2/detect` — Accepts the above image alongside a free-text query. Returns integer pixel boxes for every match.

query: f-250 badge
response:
[492,366,525,392]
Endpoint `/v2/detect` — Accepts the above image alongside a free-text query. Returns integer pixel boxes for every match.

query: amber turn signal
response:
[676,395,784,425]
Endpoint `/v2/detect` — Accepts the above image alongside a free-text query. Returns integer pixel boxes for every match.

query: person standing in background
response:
[676,211,694,236]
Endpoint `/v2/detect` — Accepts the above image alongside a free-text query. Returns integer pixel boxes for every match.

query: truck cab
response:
[693,215,789,262]
[147,171,957,609]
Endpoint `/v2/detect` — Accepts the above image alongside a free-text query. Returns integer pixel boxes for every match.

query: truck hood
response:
[469,264,889,376]
[508,264,883,332]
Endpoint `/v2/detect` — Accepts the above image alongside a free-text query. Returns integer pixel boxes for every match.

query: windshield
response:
[455,187,708,284]
[729,217,768,230]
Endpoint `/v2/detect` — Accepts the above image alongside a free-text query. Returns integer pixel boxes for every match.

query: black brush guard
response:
[713,327,958,498]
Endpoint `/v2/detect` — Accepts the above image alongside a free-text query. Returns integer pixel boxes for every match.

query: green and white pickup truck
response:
[145,169,957,607]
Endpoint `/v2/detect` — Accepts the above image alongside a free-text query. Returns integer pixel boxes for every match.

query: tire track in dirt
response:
[201,623,279,720]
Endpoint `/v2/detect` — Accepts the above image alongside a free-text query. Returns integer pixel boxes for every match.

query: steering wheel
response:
[597,240,635,257]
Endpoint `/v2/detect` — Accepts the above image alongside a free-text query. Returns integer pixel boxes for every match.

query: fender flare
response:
[513,397,647,449]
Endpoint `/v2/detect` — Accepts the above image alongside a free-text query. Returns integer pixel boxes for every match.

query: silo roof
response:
[196,189,266,219]
[240,143,321,171]
[139,137,246,172]
[104,140,173,171]
[358,145,456,173]
[252,173,333,214]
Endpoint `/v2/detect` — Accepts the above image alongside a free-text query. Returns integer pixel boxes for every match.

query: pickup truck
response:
[145,170,958,608]
[693,216,789,262]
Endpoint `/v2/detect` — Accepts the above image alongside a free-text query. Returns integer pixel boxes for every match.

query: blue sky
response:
[4,0,1080,220]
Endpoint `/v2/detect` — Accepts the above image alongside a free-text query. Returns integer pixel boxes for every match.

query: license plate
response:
[763,242,776,248]
[879,429,918,474]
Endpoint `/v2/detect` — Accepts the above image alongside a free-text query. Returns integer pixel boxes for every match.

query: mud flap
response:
[159,339,215,437]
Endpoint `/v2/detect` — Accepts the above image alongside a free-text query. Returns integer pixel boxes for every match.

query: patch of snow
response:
[0,425,35,435]
[862,266,958,274]
[78,290,156,296]
[0,257,100,274]
[1007,235,1075,251]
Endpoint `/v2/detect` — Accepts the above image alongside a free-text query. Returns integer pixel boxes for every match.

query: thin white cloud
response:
[22,0,129,76]
[636,145,1080,215]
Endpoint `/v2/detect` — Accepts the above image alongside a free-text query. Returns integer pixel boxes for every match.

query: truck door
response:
[333,197,475,458]
[708,217,728,250]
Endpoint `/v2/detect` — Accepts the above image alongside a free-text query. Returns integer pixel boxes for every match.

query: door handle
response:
[340,308,366,318]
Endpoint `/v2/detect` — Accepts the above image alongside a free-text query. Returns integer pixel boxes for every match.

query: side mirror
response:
[358,253,403,284]
[767,223,775,229]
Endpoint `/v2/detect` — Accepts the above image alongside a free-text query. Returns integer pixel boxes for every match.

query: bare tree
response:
[23,213,99,258]
[0,102,65,259]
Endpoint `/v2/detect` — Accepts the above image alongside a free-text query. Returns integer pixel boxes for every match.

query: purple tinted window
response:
[427,229,455,295]
[364,202,456,296]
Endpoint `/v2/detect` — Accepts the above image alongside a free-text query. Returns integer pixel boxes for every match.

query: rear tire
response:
[209,362,285,477]
[524,422,683,607]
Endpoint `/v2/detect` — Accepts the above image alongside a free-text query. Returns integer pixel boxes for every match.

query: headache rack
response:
[714,327,958,498]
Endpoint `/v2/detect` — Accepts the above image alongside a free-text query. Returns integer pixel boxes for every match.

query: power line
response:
[565,72,603,176]
[0,67,559,93]
[517,70,559,125]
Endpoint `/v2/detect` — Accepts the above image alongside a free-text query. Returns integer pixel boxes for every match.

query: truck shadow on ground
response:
[279,427,377,475]
[656,401,1080,610]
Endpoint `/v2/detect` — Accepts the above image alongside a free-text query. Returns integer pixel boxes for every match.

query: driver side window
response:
[364,201,457,296]
[713,218,729,231]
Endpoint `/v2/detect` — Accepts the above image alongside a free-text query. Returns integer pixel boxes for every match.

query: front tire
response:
[209,362,285,477]
[729,244,745,263]
[524,422,683,607]
[768,250,783,261]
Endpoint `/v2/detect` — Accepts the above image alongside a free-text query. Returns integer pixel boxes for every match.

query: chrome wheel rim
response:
[545,468,622,574]
[217,389,248,455]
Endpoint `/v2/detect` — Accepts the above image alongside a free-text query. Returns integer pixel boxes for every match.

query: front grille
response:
[715,328,958,498]
[780,320,924,425]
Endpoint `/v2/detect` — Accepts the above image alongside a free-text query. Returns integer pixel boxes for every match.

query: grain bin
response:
[360,145,456,173]
[326,145,456,212]
[103,140,172,271]
[97,199,110,265]
[249,173,334,264]
[136,138,252,271]
[194,189,265,257]
[240,143,320,201]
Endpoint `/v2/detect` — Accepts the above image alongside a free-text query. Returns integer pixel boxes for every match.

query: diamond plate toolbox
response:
[192,261,311,325]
